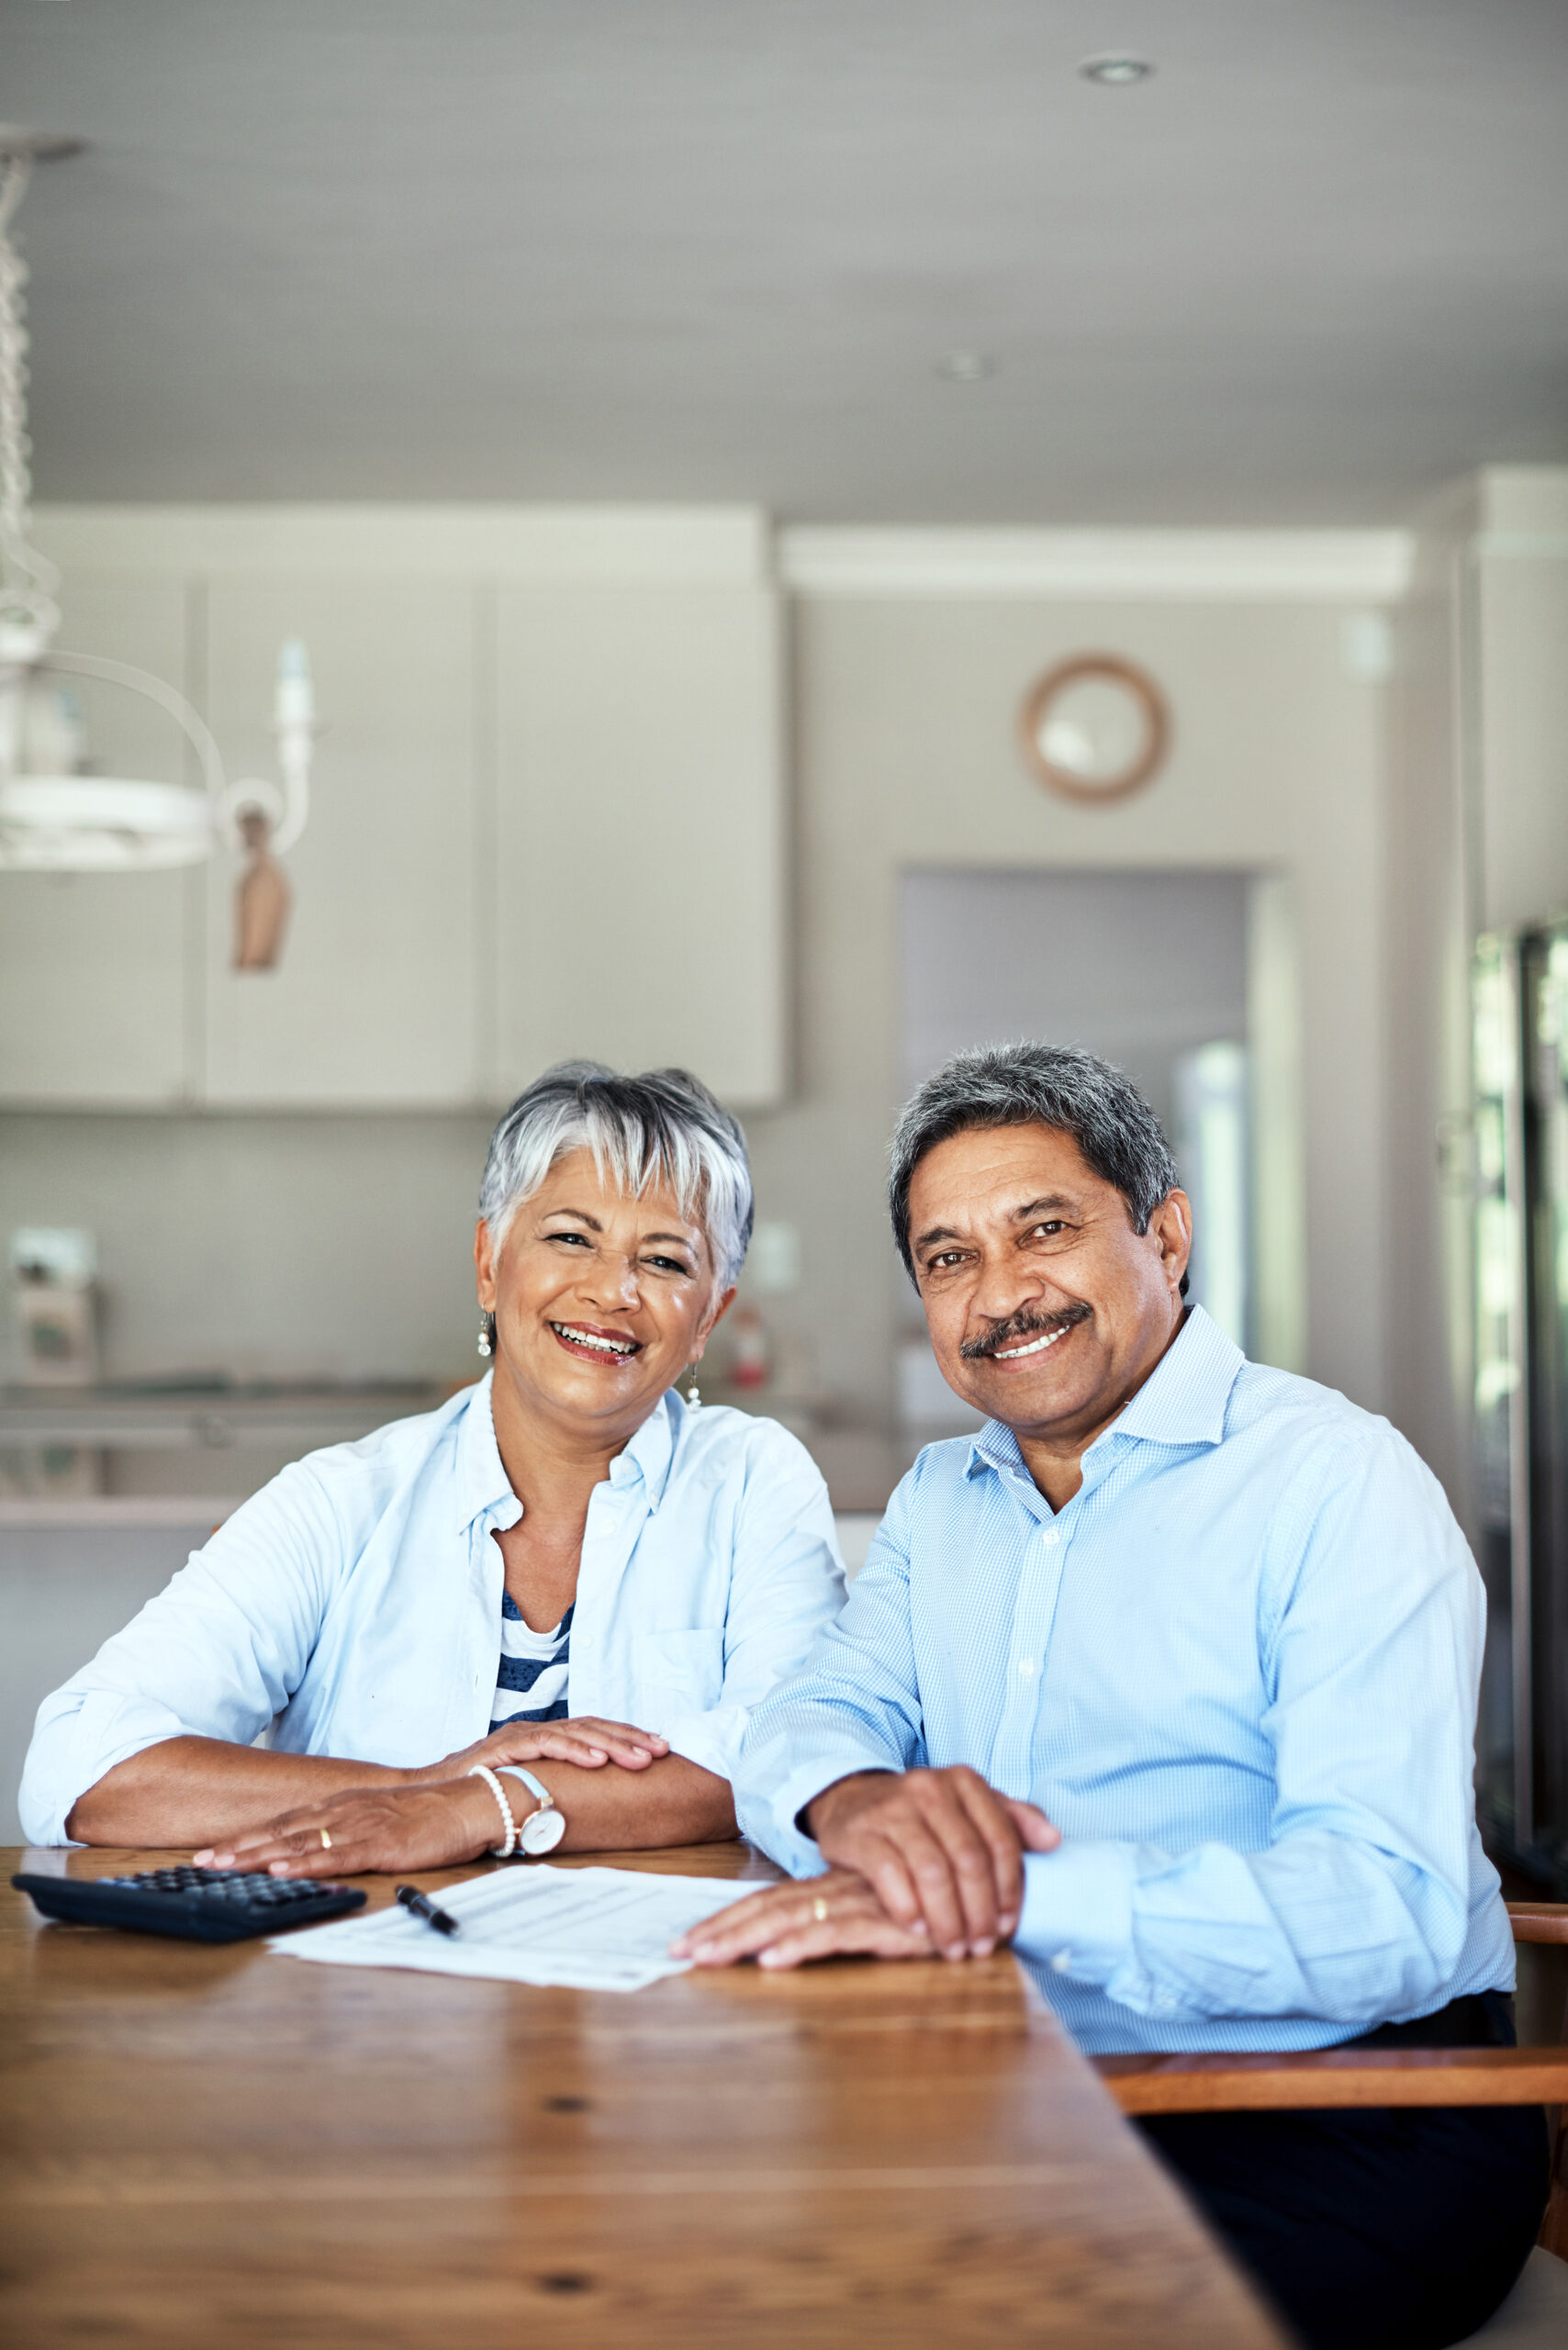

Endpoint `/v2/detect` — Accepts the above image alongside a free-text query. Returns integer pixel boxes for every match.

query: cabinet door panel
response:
[493,586,784,1106]
[0,581,192,1104]
[203,581,478,1105]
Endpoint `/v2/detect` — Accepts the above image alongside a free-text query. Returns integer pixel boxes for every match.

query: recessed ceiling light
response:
[936,351,995,383]
[1079,54,1155,85]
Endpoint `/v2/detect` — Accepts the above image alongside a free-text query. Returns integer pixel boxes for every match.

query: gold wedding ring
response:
[319,1827,333,1851]
[812,1896,829,1922]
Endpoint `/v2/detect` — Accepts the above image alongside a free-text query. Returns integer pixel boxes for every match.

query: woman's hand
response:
[193,1777,500,1878]
[672,1868,937,1972]
[422,1716,671,1780]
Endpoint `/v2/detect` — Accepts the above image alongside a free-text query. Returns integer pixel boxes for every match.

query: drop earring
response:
[477,1311,496,1360]
[683,1362,701,1409]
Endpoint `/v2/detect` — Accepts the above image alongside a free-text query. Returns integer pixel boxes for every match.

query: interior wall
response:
[1383,529,1474,1527]
[3,520,1399,1458]
[744,585,1390,1430]
[0,1112,494,1384]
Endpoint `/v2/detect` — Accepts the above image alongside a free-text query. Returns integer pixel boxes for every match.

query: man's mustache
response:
[959,1302,1092,1362]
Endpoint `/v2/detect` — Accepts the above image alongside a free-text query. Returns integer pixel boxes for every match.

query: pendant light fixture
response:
[0,129,314,877]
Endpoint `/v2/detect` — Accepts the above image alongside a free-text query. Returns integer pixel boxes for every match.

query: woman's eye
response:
[644,1255,693,1277]
[548,1231,591,1248]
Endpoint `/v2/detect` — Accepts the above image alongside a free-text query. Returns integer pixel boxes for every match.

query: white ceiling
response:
[6,0,1567,522]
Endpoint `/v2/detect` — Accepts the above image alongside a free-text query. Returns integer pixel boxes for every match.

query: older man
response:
[678,1044,1548,2350]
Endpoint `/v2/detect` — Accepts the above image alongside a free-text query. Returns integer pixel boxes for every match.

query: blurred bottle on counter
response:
[727,1302,771,1393]
[9,1228,99,1386]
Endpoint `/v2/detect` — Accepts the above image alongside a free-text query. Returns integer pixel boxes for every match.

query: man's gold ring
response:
[318,1827,333,1851]
[812,1895,829,1922]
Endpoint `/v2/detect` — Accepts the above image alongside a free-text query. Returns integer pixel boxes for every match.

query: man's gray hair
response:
[480,1061,754,1290]
[889,1042,1182,1284]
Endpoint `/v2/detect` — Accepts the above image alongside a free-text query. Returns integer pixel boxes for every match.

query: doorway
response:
[897,867,1304,1440]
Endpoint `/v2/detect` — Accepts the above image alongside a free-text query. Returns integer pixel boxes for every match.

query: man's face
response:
[907,1122,1191,1449]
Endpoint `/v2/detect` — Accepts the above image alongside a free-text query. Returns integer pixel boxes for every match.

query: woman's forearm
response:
[517,1753,736,1852]
[64,1737,416,1847]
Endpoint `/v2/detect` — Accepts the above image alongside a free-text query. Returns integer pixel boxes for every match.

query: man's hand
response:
[806,1767,1059,1957]
[194,1777,501,1878]
[672,1867,935,1971]
[423,1715,671,1781]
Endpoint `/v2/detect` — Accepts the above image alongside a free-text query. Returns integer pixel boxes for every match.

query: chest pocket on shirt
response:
[638,1628,725,1718]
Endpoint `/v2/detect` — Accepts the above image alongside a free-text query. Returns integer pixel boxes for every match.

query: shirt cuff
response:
[1014,1842,1137,1985]
[735,1750,883,1878]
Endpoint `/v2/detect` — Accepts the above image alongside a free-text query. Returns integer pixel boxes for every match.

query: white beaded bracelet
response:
[468,1762,519,1858]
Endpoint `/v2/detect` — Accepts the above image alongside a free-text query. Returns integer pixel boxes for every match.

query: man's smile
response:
[961,1302,1092,1365]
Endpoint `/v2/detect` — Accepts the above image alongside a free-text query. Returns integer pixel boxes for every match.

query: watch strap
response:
[499,1764,555,1817]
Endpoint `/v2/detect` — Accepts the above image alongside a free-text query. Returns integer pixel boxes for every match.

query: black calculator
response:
[11,1866,367,1943]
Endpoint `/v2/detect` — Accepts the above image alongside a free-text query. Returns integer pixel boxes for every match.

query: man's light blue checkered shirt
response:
[735,1307,1515,2054]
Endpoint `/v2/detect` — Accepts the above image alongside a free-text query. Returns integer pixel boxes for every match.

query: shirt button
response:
[1041,1528,1061,1547]
[1050,1950,1073,1973]
[1017,1657,1037,1678]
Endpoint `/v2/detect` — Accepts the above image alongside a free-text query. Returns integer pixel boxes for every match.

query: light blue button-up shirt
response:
[20,1377,845,1847]
[735,1308,1514,2054]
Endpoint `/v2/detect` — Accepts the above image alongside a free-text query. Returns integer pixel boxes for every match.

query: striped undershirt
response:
[490,1589,573,1732]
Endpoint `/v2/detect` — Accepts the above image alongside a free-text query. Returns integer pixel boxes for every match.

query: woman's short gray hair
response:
[479,1060,754,1290]
[889,1042,1182,1284]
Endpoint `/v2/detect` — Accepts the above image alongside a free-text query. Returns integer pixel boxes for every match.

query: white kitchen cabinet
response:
[6,509,785,1113]
[492,584,785,1107]
[0,580,194,1104]
[202,579,480,1105]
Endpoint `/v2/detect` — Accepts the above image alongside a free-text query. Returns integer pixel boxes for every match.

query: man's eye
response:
[926,1250,965,1270]
[1030,1222,1067,1238]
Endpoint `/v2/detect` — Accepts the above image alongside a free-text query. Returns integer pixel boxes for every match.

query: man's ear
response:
[1149,1190,1193,1296]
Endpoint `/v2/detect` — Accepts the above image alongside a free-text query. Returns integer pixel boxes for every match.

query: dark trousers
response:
[1137,1993,1551,2350]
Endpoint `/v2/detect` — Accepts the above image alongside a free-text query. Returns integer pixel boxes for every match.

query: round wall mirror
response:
[1019,654,1170,804]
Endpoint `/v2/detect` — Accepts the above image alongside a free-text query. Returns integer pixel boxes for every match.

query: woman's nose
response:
[585,1253,641,1306]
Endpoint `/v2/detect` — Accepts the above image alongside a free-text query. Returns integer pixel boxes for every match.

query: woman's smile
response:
[548,1318,644,1367]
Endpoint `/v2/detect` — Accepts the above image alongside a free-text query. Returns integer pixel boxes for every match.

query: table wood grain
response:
[1,1843,1286,2349]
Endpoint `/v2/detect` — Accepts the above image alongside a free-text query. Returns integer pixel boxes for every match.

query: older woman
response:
[20,1063,845,1874]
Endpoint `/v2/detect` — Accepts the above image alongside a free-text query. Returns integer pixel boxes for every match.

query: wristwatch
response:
[500,1765,566,1856]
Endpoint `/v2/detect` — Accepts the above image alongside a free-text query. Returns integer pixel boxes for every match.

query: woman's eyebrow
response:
[542,1207,603,1231]
[641,1230,699,1251]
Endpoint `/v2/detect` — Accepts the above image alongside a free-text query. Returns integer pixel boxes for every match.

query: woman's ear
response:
[474,1219,498,1312]
[689,1283,738,1360]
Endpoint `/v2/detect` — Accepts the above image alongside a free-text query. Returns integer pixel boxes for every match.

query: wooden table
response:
[2,1843,1286,2348]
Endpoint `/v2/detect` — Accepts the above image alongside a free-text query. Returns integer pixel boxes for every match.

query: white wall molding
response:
[33,504,770,585]
[778,526,1415,603]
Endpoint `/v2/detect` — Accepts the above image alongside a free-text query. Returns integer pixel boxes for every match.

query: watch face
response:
[520,1804,566,1856]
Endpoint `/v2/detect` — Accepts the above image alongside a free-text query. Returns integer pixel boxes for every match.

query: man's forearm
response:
[64,1737,415,1846]
[512,1752,735,1851]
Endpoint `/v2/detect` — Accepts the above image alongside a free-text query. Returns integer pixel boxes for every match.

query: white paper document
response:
[268,1864,756,1992]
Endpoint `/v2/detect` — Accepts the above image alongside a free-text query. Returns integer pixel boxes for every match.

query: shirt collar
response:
[965,1304,1243,1483]
[454,1373,516,1531]
[453,1373,678,1531]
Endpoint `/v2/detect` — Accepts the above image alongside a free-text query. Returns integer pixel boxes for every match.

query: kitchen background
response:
[6,481,1566,1840]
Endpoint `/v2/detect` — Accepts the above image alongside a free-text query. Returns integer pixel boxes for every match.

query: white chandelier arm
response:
[39,648,228,807]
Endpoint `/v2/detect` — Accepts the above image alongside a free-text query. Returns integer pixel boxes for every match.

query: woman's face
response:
[475,1147,735,1442]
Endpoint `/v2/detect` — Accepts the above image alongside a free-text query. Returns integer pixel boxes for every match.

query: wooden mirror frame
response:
[1019,653,1170,805]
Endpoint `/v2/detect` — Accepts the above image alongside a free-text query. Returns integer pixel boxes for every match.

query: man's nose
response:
[968,1251,1049,1326]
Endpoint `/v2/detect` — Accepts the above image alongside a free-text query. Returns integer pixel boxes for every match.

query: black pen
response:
[396,1884,461,1938]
